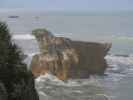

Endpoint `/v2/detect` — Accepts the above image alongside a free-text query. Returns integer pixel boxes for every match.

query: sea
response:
[0,11,133,100]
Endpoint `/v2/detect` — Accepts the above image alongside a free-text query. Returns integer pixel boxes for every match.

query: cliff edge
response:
[30,29,111,80]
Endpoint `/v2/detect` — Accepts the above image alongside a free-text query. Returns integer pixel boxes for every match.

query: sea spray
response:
[35,73,110,100]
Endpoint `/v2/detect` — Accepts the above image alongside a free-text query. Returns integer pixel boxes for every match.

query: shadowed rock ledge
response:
[30,29,112,80]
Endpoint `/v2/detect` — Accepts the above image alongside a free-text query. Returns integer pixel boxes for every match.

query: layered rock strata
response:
[30,29,111,80]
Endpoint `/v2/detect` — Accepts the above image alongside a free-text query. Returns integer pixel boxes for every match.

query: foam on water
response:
[35,73,100,87]
[12,34,35,40]
[22,52,133,100]
[102,55,133,82]
[34,55,133,85]
[35,73,110,100]
[33,54,133,99]
[106,55,133,65]
[12,34,133,100]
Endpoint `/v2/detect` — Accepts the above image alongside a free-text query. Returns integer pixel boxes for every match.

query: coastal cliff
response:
[30,29,111,80]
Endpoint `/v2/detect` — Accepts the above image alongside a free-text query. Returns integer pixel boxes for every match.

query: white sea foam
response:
[38,91,49,100]
[27,52,40,57]
[35,73,65,86]
[38,91,47,97]
[35,72,101,87]
[35,73,62,83]
[34,54,133,87]
[103,55,133,83]
[34,55,133,100]
[105,55,133,65]
[12,34,35,40]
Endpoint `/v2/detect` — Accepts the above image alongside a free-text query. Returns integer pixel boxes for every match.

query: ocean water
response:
[0,12,133,100]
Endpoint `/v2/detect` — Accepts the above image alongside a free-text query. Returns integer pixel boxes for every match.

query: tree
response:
[0,22,39,100]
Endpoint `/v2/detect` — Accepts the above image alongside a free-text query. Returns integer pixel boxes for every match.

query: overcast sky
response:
[0,0,132,12]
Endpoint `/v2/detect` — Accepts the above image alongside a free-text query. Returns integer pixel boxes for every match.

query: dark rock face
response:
[30,29,111,80]
[70,41,110,78]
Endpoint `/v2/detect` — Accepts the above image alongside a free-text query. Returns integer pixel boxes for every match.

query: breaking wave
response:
[105,55,133,77]
[35,73,100,87]
[34,54,133,100]
[12,34,35,40]
[12,35,133,100]
[35,73,110,100]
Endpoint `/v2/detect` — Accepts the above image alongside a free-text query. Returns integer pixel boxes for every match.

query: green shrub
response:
[32,28,53,42]
[32,28,53,53]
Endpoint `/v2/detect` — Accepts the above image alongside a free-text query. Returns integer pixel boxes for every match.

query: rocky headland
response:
[30,29,112,80]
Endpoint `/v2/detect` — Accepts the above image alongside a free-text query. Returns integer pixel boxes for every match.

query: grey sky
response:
[0,0,132,12]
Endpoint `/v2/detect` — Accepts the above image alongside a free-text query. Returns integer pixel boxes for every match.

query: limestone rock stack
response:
[30,29,111,80]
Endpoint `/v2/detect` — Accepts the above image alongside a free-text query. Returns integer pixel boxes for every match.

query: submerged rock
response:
[30,29,111,80]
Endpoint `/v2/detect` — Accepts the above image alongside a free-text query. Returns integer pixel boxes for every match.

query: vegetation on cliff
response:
[0,22,39,100]
[32,28,54,53]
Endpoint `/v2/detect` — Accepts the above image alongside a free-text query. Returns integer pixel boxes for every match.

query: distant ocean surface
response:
[0,12,133,55]
[0,12,133,100]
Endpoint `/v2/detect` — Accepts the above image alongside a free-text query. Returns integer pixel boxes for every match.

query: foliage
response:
[32,28,53,53]
[32,28,53,41]
[0,22,38,100]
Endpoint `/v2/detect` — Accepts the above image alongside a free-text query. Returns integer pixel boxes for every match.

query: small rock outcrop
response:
[30,29,111,80]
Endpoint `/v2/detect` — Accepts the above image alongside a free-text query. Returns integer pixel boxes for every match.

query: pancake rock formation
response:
[30,29,111,80]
